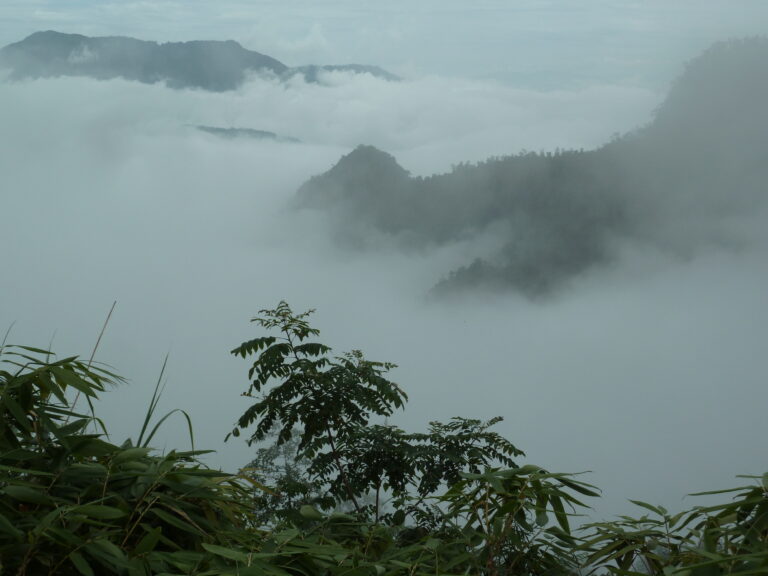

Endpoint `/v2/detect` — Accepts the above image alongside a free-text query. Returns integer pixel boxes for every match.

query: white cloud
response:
[2,70,766,523]
[1,1,767,521]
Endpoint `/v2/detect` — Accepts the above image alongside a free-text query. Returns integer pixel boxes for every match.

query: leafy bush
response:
[581,477,768,576]
[230,302,599,575]
[0,345,255,575]
[1,303,765,576]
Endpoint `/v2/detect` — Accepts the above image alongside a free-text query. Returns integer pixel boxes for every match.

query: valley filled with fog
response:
[2,2,767,524]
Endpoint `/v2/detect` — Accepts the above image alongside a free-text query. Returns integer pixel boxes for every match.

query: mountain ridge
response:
[0,30,399,90]
[296,38,768,297]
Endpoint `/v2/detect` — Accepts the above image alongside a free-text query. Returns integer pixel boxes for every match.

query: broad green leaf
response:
[0,511,23,540]
[2,485,54,505]
[50,366,98,397]
[150,508,202,535]
[112,447,153,463]
[201,543,250,563]
[69,552,95,576]
[231,561,294,576]
[391,509,406,526]
[551,494,570,533]
[73,504,127,520]
[84,538,130,570]
[629,500,666,516]
[1,394,32,433]
[0,463,54,476]
[134,526,162,556]
[299,505,324,520]
[43,526,82,547]
[91,538,128,560]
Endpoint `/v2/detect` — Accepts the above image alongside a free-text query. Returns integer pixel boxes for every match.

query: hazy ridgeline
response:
[0,30,398,90]
[296,38,768,297]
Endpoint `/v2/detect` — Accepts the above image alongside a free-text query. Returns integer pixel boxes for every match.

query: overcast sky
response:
[1,1,767,522]
[3,1,768,86]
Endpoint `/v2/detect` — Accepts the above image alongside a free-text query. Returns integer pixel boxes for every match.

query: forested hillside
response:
[296,38,768,296]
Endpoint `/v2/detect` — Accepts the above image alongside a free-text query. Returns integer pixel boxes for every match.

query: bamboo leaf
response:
[0,511,23,540]
[69,551,95,576]
[73,504,127,520]
[201,543,250,563]
[629,500,666,516]
[112,447,153,464]
[2,485,54,505]
[50,366,99,397]
[134,526,162,555]
[2,394,32,433]
[150,508,202,535]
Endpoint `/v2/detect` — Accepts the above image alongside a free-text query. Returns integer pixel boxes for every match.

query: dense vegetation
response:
[296,38,768,297]
[1,302,765,575]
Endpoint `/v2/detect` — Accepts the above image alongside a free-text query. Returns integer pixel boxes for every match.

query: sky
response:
[1,1,767,522]
[3,1,768,86]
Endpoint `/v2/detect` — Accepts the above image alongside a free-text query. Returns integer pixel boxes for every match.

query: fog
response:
[2,2,768,523]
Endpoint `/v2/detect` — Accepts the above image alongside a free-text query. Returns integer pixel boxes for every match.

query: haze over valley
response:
[1,1,767,524]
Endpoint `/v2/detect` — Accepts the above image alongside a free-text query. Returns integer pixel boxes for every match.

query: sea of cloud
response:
[4,0,768,89]
[1,70,766,521]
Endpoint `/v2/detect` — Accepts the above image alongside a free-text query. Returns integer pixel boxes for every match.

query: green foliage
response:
[231,302,597,575]
[134,354,195,450]
[440,466,599,575]
[230,303,537,524]
[229,302,406,450]
[581,475,768,576]
[322,416,525,525]
[230,301,407,512]
[0,345,255,575]
[244,428,332,527]
[229,302,767,575]
[2,303,765,576]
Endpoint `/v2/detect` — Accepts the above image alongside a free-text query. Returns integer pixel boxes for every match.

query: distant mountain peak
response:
[335,145,408,171]
[310,145,411,188]
[295,37,768,298]
[297,145,413,215]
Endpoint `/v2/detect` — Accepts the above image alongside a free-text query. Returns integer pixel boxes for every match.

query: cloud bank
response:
[1,42,766,523]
